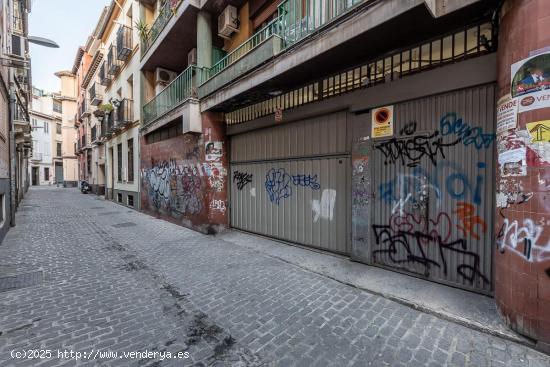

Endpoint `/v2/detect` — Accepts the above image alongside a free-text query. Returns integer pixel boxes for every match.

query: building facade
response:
[0,0,32,241]
[29,87,55,185]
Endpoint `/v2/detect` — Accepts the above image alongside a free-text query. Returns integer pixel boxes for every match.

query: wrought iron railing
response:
[142,65,205,126]
[116,99,134,127]
[117,25,133,61]
[141,0,182,58]
[91,126,97,142]
[99,61,111,86]
[107,45,122,75]
[89,82,103,106]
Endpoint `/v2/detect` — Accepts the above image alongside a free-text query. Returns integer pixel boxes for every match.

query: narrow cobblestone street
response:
[0,187,548,367]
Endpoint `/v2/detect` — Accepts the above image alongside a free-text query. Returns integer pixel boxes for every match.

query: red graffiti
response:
[390,211,452,243]
[454,202,487,241]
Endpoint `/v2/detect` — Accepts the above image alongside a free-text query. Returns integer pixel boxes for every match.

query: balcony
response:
[79,99,90,118]
[31,152,42,162]
[89,82,103,106]
[141,0,182,58]
[99,61,112,86]
[107,45,122,76]
[106,111,116,135]
[116,25,133,62]
[115,98,134,128]
[141,65,203,133]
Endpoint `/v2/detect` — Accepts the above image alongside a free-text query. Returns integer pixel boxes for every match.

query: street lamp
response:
[28,36,59,48]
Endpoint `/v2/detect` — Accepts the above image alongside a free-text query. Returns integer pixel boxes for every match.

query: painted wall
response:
[495,0,550,351]
[140,112,228,234]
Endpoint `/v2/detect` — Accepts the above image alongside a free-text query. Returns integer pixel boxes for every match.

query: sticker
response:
[205,141,222,161]
[275,108,283,122]
[499,147,527,177]
[371,105,394,138]
[496,94,518,134]
[526,120,550,143]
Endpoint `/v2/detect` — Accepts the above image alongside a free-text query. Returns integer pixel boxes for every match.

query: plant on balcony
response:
[99,103,114,113]
[135,20,150,42]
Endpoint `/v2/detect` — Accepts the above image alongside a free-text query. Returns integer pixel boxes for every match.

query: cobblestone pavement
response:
[0,187,548,367]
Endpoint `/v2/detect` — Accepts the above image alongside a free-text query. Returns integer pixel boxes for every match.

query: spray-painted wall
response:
[140,112,228,234]
[352,85,496,294]
[495,0,550,350]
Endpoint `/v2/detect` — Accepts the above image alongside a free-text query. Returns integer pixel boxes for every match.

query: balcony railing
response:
[80,99,90,118]
[13,104,27,122]
[31,152,42,161]
[200,0,366,87]
[141,0,182,58]
[89,82,103,106]
[116,25,133,61]
[116,99,134,128]
[91,126,97,142]
[99,61,112,86]
[142,65,204,127]
[107,45,122,76]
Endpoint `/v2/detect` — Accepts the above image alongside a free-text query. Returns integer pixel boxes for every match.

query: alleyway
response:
[0,187,548,367]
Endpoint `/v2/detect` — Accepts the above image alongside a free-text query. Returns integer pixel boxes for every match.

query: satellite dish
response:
[28,36,59,48]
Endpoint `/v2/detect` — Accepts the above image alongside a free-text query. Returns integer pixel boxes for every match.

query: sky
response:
[29,0,111,93]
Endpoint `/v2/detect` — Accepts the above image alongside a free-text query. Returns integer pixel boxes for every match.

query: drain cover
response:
[112,222,136,228]
[0,271,43,293]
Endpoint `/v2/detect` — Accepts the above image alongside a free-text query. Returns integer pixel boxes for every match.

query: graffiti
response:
[439,113,495,149]
[209,176,224,192]
[210,199,227,213]
[312,189,337,222]
[399,121,417,136]
[265,168,321,204]
[454,202,487,241]
[390,211,452,243]
[372,225,489,283]
[265,168,292,204]
[353,157,370,207]
[292,174,320,189]
[379,161,486,207]
[233,171,253,190]
[374,130,460,167]
[143,159,203,215]
[496,218,550,263]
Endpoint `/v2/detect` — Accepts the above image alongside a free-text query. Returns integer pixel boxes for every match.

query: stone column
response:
[495,0,550,352]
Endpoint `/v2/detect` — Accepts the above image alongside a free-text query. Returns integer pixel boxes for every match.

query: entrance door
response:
[31,167,39,185]
[370,85,496,294]
[109,147,114,200]
[55,162,63,184]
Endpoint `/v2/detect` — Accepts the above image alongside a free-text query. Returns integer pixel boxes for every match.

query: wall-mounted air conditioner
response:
[188,48,197,65]
[9,35,25,58]
[155,67,177,93]
[218,5,238,40]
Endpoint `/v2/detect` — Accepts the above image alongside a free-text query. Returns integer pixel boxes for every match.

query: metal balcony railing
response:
[141,0,182,58]
[99,61,112,86]
[107,45,122,76]
[31,152,42,161]
[116,25,133,61]
[142,65,204,127]
[201,0,366,86]
[116,99,134,127]
[91,126,97,142]
[80,99,90,118]
[89,82,103,106]
[13,104,27,122]
[106,111,116,134]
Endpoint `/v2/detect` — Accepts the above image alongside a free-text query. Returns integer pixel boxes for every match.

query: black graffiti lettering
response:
[374,131,461,167]
[399,121,417,136]
[372,225,489,284]
[233,171,253,190]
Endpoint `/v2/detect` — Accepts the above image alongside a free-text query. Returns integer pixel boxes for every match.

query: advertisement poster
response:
[498,147,527,177]
[496,94,518,134]
[371,105,394,138]
[205,141,223,161]
[526,120,550,143]
[511,51,550,113]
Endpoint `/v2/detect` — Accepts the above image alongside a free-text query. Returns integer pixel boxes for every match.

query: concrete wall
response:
[495,0,550,351]
[140,112,228,234]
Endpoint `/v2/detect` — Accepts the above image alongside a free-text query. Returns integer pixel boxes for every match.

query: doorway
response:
[31,167,39,186]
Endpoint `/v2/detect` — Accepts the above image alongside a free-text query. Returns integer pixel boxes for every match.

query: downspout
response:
[8,92,16,227]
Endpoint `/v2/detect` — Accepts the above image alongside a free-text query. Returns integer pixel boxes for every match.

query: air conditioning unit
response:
[9,34,25,58]
[218,5,238,39]
[188,48,197,65]
[155,67,177,92]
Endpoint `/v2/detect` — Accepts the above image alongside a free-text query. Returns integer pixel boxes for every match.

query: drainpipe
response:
[8,92,16,227]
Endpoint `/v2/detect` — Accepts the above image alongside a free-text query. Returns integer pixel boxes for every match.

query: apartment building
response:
[74,45,93,188]
[54,71,78,187]
[134,0,550,349]
[29,87,55,185]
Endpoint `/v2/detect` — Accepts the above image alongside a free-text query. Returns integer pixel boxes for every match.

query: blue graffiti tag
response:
[292,174,321,189]
[265,168,320,204]
[439,113,495,149]
[379,161,486,206]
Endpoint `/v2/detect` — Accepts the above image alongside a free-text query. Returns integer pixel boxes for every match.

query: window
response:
[117,143,122,182]
[56,142,62,157]
[31,118,37,126]
[128,195,134,207]
[117,193,123,203]
[44,167,49,181]
[53,100,62,113]
[127,75,134,100]
[56,123,61,134]
[87,153,91,174]
[127,138,134,182]
[44,121,49,134]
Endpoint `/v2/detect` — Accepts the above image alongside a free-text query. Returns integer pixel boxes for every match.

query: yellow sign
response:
[371,105,394,138]
[526,120,550,143]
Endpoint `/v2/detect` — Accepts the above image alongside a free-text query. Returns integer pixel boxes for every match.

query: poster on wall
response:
[526,120,550,143]
[511,51,550,112]
[371,105,394,138]
[498,147,527,177]
[205,141,223,161]
[496,94,518,134]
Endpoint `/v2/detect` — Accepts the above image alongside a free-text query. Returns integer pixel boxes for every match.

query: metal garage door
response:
[369,84,496,294]
[230,111,351,254]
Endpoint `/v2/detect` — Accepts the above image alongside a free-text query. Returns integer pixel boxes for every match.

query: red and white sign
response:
[517,90,550,113]
[496,94,518,134]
